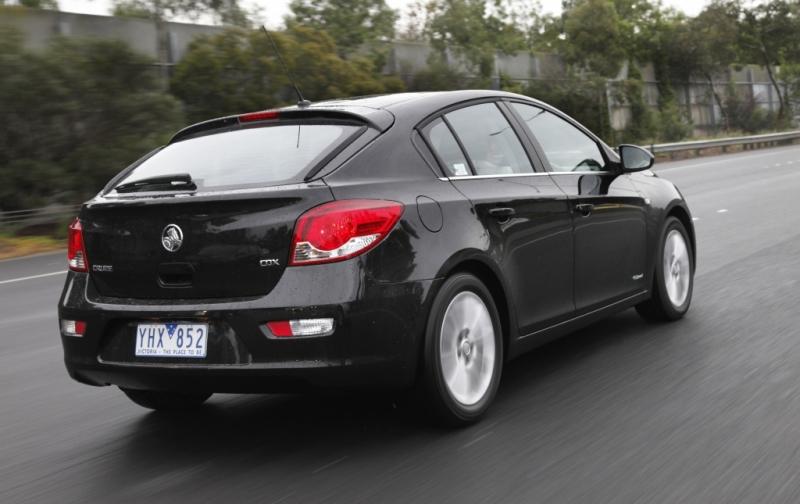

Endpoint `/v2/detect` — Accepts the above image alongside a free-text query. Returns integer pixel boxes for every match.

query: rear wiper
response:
[114,173,196,193]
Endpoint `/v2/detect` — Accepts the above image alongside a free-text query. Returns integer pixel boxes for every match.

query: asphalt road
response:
[3,144,800,503]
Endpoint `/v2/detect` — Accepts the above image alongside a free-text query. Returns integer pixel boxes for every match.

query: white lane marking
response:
[311,455,348,474]
[776,163,783,167]
[717,209,728,213]
[0,270,66,285]
[692,217,700,221]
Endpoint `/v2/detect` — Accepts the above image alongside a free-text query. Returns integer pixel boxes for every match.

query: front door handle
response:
[575,203,594,216]
[488,207,516,219]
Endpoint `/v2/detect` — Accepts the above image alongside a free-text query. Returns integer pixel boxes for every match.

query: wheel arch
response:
[665,203,696,269]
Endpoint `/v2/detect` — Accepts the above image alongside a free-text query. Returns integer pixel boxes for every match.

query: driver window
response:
[510,102,606,172]
[444,103,534,176]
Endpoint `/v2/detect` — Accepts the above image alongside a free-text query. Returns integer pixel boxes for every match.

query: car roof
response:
[285,90,545,122]
[171,90,551,144]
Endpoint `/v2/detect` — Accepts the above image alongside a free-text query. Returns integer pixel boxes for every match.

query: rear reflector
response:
[67,218,89,272]
[290,200,403,266]
[239,110,280,123]
[61,319,86,337]
[265,319,335,338]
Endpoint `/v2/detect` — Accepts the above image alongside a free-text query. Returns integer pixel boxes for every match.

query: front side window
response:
[511,103,606,172]
[444,103,534,176]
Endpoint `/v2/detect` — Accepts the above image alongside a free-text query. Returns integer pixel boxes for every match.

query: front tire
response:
[420,273,503,426]
[636,216,694,321]
[121,388,212,411]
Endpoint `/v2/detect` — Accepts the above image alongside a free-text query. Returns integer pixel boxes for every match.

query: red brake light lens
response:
[60,319,87,337]
[67,217,89,272]
[266,321,293,338]
[238,110,280,123]
[289,200,404,266]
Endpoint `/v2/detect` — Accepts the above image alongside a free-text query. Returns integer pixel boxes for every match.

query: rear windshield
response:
[113,123,361,191]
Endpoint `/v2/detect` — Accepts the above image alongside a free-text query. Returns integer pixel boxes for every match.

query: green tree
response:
[111,0,249,25]
[422,0,528,82]
[0,0,58,8]
[0,27,184,210]
[170,26,404,123]
[544,0,670,77]
[688,3,738,130]
[287,0,397,59]
[738,0,800,121]
[561,0,627,77]
[397,0,428,41]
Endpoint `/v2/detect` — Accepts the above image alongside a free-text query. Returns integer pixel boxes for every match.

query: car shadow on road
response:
[105,307,690,493]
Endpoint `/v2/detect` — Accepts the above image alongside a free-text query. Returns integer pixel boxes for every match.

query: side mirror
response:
[618,144,654,172]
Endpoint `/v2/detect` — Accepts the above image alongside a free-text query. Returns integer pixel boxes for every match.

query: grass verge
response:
[0,234,64,261]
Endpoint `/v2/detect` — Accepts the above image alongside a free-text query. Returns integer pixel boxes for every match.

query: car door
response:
[508,102,648,311]
[420,101,575,335]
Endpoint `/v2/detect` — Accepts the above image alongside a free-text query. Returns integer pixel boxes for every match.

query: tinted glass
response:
[116,124,359,191]
[511,103,606,172]
[423,118,471,177]
[445,103,534,176]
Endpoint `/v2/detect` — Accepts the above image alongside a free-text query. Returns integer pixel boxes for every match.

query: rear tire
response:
[121,388,212,411]
[636,216,694,322]
[420,273,503,427]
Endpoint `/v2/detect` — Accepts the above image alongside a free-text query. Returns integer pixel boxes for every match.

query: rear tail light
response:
[60,319,86,337]
[265,318,335,338]
[289,200,404,266]
[67,218,89,272]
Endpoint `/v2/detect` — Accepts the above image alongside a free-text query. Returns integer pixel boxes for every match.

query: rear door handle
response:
[488,207,516,219]
[575,203,594,216]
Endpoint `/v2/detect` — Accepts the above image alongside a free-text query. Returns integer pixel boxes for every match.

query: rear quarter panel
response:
[322,117,521,358]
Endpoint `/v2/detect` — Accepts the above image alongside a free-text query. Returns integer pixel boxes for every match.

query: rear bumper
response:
[58,263,439,392]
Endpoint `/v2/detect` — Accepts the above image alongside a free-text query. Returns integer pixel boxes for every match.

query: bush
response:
[0,27,184,210]
[408,57,467,91]
[171,26,406,124]
[723,83,781,133]
[656,97,692,142]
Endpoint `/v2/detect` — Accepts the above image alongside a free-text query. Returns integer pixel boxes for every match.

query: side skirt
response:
[508,290,649,359]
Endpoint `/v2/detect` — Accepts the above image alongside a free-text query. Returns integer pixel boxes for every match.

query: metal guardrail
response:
[0,204,81,231]
[651,130,800,155]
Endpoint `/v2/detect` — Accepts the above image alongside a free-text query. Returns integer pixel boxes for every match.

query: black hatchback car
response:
[58,90,694,424]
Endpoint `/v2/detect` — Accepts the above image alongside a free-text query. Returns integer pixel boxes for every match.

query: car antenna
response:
[260,26,311,109]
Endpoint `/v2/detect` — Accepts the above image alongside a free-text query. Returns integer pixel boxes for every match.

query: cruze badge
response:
[161,224,184,252]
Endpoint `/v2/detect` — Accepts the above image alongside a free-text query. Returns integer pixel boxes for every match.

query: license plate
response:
[135,323,208,358]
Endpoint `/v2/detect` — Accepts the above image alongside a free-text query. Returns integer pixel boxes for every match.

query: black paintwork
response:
[58,90,694,392]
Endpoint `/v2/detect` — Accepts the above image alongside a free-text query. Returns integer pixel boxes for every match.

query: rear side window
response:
[423,119,471,177]
[510,103,606,172]
[445,103,534,176]
[115,124,360,191]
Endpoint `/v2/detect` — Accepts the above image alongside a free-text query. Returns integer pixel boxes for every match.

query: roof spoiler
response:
[169,107,394,144]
